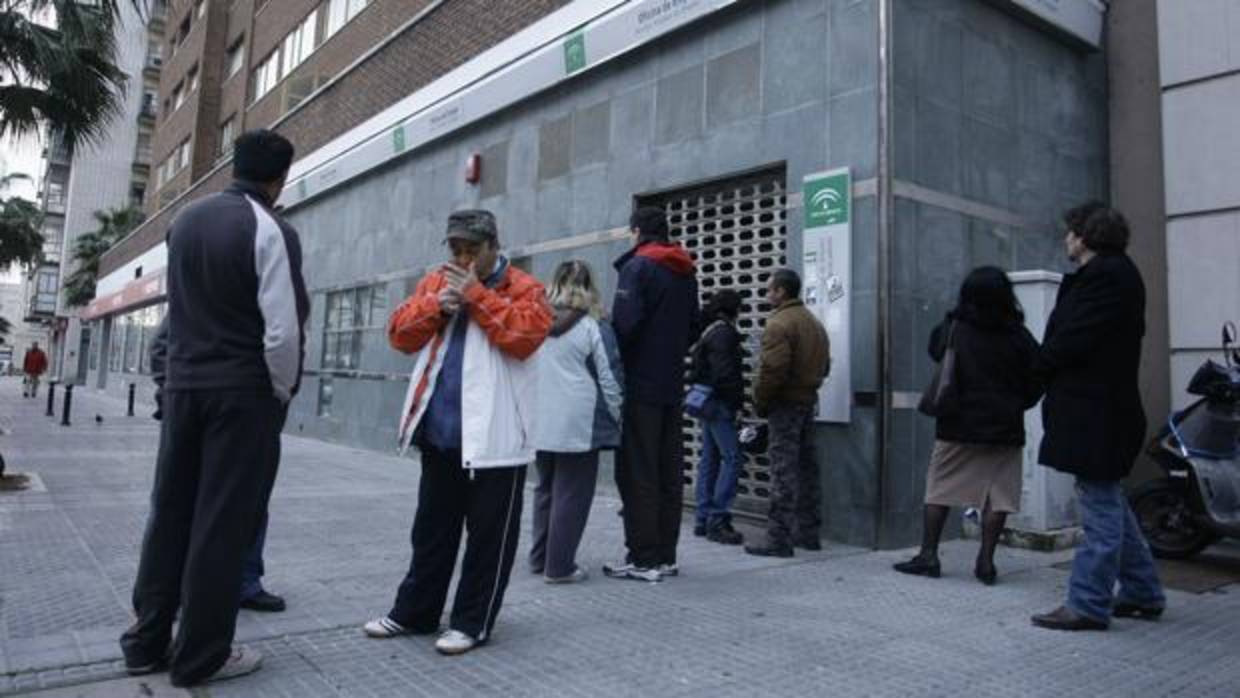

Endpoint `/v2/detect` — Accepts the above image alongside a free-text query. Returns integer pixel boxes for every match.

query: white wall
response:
[1158,1,1240,408]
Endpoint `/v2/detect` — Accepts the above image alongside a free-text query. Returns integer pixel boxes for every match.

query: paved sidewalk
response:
[2,377,1238,696]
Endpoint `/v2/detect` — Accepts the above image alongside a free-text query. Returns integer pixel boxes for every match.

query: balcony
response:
[24,265,59,322]
[144,53,163,77]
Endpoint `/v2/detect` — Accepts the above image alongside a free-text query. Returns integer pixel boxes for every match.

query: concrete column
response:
[1107,0,1169,483]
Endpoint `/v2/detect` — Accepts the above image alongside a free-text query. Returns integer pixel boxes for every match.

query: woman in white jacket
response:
[530,260,624,583]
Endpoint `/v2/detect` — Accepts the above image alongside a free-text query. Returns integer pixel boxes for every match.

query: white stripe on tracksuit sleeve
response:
[250,199,300,404]
[589,321,623,424]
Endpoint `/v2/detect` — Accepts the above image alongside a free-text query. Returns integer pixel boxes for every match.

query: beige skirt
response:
[924,440,1023,514]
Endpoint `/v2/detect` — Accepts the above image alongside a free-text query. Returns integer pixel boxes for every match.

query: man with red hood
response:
[604,206,700,582]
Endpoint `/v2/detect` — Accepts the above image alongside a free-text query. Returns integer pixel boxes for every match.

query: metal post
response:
[127,383,136,417]
[46,381,57,417]
[874,0,895,550]
[61,384,73,427]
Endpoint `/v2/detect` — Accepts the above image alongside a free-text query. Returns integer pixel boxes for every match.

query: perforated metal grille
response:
[639,166,789,515]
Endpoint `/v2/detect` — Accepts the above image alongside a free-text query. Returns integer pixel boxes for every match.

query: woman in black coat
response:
[894,267,1042,584]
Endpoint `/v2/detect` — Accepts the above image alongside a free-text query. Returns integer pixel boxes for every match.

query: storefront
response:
[90,0,1108,547]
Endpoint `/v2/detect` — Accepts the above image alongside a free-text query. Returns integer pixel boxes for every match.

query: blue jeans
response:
[239,511,269,601]
[695,408,741,530]
[1067,479,1166,622]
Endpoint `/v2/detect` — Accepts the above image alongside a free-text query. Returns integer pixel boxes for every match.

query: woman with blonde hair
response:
[530,260,624,583]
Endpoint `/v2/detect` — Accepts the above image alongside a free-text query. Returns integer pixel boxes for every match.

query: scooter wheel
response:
[1129,478,1219,559]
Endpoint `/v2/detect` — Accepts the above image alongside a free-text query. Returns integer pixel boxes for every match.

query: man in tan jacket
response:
[746,269,830,557]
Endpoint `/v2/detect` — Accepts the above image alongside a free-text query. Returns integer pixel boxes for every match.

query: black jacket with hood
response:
[611,239,701,406]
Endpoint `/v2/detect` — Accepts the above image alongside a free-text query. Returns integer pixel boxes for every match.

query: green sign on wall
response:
[803,171,850,228]
[563,32,587,74]
[392,125,406,153]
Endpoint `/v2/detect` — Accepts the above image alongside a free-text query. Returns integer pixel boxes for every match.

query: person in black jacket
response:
[120,131,310,686]
[690,290,746,546]
[894,266,1041,584]
[1032,204,1166,632]
[604,206,701,582]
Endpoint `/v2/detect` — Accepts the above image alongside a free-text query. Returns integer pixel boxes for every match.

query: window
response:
[321,284,386,370]
[141,91,157,118]
[251,50,281,101]
[187,64,199,93]
[327,0,369,36]
[46,180,66,210]
[130,184,146,209]
[171,81,184,111]
[250,0,370,104]
[176,139,191,172]
[225,39,245,78]
[135,133,152,163]
[195,0,206,19]
[123,312,140,373]
[108,318,124,372]
[219,116,236,156]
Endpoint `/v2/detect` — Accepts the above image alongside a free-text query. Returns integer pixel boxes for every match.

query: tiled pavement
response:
[2,377,1238,696]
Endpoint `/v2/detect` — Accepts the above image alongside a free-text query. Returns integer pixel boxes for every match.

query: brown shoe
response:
[1031,606,1108,631]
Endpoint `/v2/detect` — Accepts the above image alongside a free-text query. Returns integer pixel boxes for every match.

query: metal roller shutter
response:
[638,165,789,516]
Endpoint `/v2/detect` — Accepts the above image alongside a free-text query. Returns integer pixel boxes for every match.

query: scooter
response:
[1131,322,1240,559]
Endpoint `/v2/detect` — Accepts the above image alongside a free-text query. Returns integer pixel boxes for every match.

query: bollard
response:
[61,384,73,427]
[127,383,136,417]
[46,381,57,417]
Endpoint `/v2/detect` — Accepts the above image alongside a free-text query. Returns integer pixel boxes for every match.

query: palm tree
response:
[0,173,43,269]
[1,1,147,152]
[62,205,143,306]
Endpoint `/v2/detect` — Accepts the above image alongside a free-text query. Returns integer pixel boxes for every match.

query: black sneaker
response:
[240,590,286,613]
[1112,602,1164,621]
[707,524,744,546]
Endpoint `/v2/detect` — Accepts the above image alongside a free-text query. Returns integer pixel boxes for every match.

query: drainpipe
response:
[874,0,895,550]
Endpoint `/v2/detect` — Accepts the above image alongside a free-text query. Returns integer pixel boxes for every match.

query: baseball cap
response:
[444,209,497,243]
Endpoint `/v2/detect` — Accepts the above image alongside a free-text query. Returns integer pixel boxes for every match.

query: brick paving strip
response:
[2,377,1239,697]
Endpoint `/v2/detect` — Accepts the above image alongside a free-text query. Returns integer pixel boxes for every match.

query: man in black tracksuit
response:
[120,131,309,687]
[604,207,700,582]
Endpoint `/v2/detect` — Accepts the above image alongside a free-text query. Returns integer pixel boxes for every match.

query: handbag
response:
[684,383,714,418]
[683,320,728,418]
[918,321,959,417]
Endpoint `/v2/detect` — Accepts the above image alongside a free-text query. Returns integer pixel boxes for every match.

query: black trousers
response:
[120,389,283,687]
[616,401,684,567]
[389,447,526,641]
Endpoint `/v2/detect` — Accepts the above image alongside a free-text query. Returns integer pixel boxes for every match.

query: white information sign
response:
[801,168,852,423]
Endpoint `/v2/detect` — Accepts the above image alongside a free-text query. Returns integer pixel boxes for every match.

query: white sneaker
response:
[204,647,263,683]
[544,566,589,584]
[602,562,662,582]
[363,616,412,638]
[658,563,679,577]
[435,629,478,656]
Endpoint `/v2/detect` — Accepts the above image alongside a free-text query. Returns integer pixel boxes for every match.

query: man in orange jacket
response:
[22,342,48,398]
[364,210,552,656]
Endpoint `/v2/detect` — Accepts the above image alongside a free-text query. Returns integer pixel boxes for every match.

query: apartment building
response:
[49,0,166,384]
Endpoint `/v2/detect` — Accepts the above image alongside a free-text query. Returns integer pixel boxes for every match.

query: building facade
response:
[1154,2,1240,409]
[87,0,1113,548]
[51,0,166,386]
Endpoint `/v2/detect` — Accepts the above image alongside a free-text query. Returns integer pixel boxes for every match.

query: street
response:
[2,377,1238,697]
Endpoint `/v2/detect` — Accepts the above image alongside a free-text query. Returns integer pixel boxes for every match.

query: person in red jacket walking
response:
[22,342,48,398]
